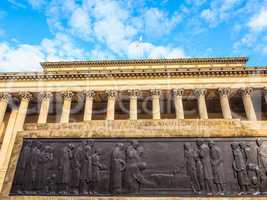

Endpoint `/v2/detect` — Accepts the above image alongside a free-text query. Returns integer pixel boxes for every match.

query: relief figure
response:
[197,140,213,194]
[209,141,225,194]
[92,147,107,194]
[231,143,250,194]
[42,145,56,194]
[183,143,200,193]
[80,141,94,195]
[256,138,267,193]
[30,142,42,193]
[125,140,151,194]
[110,143,126,194]
[14,141,32,194]
[60,143,73,194]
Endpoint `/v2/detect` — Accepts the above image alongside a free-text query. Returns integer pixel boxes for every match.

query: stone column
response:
[239,87,257,121]
[218,88,232,119]
[193,89,208,119]
[37,92,53,124]
[264,87,267,106]
[129,89,140,120]
[60,91,73,123]
[106,90,117,120]
[0,93,9,124]
[173,89,184,119]
[83,90,95,121]
[16,92,32,131]
[151,89,161,120]
[0,108,18,191]
[0,92,32,191]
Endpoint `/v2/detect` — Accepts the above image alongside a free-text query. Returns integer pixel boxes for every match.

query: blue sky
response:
[0,0,267,72]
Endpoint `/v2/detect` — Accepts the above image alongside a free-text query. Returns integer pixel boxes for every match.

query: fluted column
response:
[16,92,32,131]
[84,90,95,121]
[151,89,161,119]
[0,108,18,191]
[129,89,140,120]
[193,89,208,119]
[218,88,232,119]
[173,89,184,119]
[38,92,53,124]
[0,92,32,190]
[106,90,117,120]
[60,91,73,123]
[239,87,257,121]
[264,87,267,106]
[0,93,9,124]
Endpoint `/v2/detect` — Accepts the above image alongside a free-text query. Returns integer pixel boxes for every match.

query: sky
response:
[0,0,267,72]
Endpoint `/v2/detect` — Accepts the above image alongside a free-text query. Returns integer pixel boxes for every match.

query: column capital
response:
[83,90,95,98]
[218,88,231,96]
[61,91,74,100]
[150,89,161,96]
[239,87,253,96]
[128,89,141,97]
[0,93,10,102]
[106,90,118,98]
[39,92,53,100]
[19,92,32,101]
[193,88,207,97]
[172,89,184,96]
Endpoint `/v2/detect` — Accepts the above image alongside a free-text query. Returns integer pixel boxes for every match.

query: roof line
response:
[40,57,249,68]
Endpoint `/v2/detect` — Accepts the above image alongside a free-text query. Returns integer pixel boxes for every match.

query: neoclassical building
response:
[1,57,267,199]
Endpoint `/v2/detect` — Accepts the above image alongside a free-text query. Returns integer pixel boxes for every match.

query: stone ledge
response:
[1,197,267,200]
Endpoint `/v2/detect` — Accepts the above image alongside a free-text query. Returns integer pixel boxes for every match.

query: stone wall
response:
[1,119,267,200]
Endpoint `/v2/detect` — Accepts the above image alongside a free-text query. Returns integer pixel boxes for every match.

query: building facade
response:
[1,57,267,199]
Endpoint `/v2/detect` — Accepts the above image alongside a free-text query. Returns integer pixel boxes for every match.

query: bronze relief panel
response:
[10,138,267,196]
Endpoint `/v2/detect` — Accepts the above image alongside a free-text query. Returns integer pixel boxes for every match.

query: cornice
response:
[41,57,248,69]
[0,67,266,81]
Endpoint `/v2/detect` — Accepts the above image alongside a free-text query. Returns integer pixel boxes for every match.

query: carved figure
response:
[197,140,213,194]
[125,140,151,194]
[30,142,42,192]
[183,143,200,193]
[257,138,267,175]
[209,141,225,194]
[92,147,107,194]
[195,141,205,193]
[80,141,93,194]
[231,143,250,194]
[42,145,56,194]
[61,144,73,194]
[110,143,126,194]
[14,141,32,193]
[72,143,83,194]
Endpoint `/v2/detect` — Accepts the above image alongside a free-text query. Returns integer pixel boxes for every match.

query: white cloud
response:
[0,33,89,72]
[143,8,182,38]
[93,0,137,56]
[8,0,26,9]
[248,7,267,31]
[27,0,45,9]
[0,42,44,72]
[40,33,88,61]
[1,0,187,71]
[200,9,216,22]
[69,7,91,40]
[200,0,245,26]
[128,41,185,59]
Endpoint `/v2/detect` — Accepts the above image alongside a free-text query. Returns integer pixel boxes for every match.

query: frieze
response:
[10,137,267,197]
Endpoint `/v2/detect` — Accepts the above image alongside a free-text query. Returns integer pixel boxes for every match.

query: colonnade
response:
[0,87,263,190]
[0,87,261,126]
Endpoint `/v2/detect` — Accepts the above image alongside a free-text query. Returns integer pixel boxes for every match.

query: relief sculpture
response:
[10,138,267,196]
